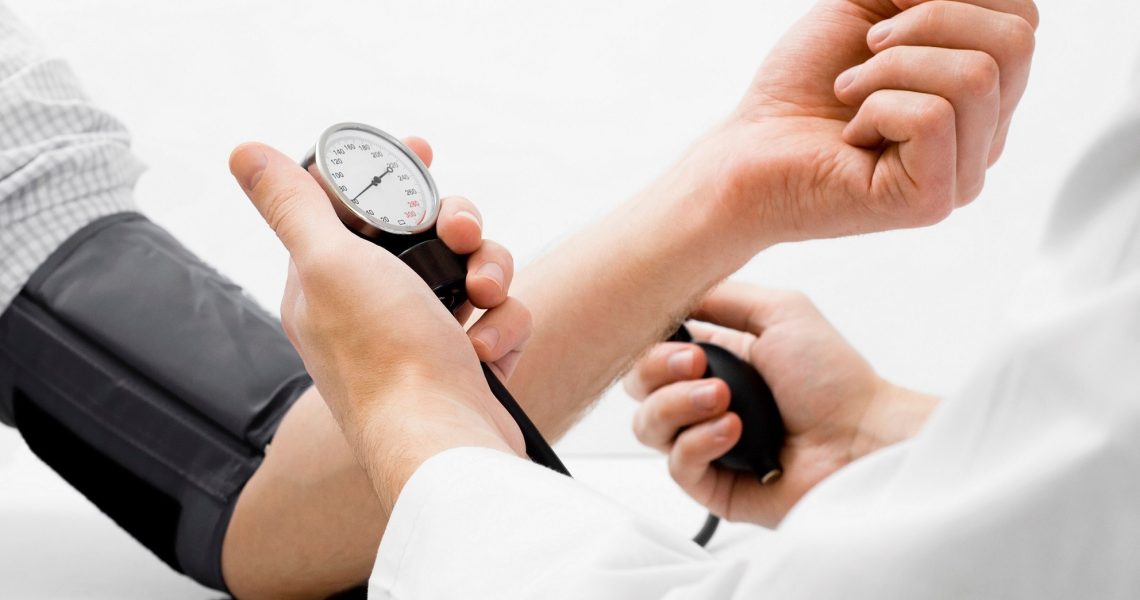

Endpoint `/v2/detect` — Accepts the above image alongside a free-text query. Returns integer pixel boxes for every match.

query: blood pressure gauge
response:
[302,122,467,310]
[303,122,439,239]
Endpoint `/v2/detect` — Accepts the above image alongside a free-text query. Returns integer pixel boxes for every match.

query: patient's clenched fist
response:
[677,0,1038,246]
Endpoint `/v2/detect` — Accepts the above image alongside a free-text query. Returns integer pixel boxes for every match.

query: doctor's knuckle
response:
[779,289,811,309]
[512,301,533,335]
[651,396,680,426]
[631,409,653,444]
[667,452,687,482]
[623,373,646,400]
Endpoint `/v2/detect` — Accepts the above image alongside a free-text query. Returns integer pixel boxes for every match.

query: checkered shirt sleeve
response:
[0,4,143,311]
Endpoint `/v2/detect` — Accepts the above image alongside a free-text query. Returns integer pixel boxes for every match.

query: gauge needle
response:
[350,166,394,202]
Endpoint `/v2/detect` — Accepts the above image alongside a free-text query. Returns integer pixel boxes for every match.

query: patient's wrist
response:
[644,127,782,265]
[629,145,772,289]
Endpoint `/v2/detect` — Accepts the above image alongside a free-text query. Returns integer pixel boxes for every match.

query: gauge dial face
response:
[319,125,437,234]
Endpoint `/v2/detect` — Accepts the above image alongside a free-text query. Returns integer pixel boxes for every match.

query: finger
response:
[466,240,514,309]
[988,117,1013,165]
[631,378,730,452]
[402,136,433,168]
[836,45,999,204]
[891,0,1039,31]
[436,196,483,255]
[684,321,756,361]
[468,297,532,379]
[668,413,742,494]
[691,282,814,337]
[453,301,475,326]
[230,142,354,268]
[843,89,957,225]
[869,1,1036,165]
[622,342,708,401]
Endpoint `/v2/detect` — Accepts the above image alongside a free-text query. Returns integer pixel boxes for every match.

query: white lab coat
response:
[367,83,1140,598]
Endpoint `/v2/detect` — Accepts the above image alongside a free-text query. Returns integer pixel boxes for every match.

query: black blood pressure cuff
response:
[0,212,311,592]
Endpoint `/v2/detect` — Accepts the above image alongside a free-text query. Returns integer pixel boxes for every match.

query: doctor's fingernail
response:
[455,210,481,228]
[835,65,861,91]
[236,147,268,191]
[868,19,894,46]
[691,383,719,411]
[712,415,733,440]
[667,349,695,376]
[473,326,500,352]
[477,262,505,289]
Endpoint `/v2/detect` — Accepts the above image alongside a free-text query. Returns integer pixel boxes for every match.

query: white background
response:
[1,1,1138,597]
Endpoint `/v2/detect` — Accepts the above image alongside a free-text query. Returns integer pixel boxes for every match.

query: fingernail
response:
[667,349,694,376]
[477,262,505,290]
[691,383,719,411]
[455,210,481,228]
[713,415,733,440]
[473,326,500,353]
[868,19,893,47]
[835,64,861,91]
[237,148,267,191]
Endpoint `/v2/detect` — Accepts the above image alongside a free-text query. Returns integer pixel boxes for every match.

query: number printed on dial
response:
[322,128,435,233]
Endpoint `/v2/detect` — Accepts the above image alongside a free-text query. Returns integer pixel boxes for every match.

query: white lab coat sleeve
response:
[368,446,733,600]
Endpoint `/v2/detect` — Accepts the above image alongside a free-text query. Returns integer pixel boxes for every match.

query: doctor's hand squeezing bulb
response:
[671,326,786,484]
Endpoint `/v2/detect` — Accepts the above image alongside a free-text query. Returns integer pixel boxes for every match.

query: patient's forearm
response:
[224,387,384,600]
[508,151,768,439]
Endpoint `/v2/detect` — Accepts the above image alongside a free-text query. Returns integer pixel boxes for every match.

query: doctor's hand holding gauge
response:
[303,123,567,475]
[230,135,532,518]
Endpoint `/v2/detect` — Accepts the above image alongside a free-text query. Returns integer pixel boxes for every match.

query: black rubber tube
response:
[481,363,570,476]
[692,513,721,547]
[481,351,722,547]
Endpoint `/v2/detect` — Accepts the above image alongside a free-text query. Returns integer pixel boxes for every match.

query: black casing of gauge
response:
[345,225,469,314]
[393,235,468,313]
